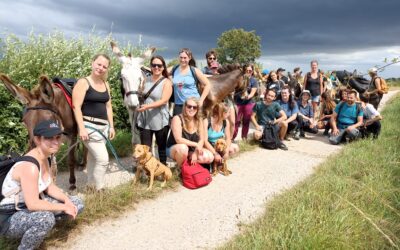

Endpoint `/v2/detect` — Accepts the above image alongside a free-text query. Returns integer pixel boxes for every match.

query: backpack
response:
[0,154,39,202]
[170,65,201,103]
[377,77,389,94]
[260,123,280,150]
[181,160,212,189]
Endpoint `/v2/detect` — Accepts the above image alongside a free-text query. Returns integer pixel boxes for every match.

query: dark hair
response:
[150,55,168,78]
[265,88,277,97]
[266,70,277,83]
[280,86,296,110]
[179,48,196,67]
[243,64,254,76]
[205,50,217,59]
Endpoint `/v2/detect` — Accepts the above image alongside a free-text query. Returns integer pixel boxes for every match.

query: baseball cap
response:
[293,67,301,73]
[368,67,378,74]
[262,69,269,75]
[33,120,65,137]
[277,68,285,72]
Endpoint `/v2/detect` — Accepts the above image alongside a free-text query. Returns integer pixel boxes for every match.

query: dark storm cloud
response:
[1,0,399,59]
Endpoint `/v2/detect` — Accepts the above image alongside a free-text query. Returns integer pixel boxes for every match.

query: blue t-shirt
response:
[277,100,299,117]
[172,67,200,105]
[297,101,313,118]
[235,77,258,105]
[335,102,364,129]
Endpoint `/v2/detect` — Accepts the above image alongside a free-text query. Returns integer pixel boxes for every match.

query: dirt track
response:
[54,91,398,250]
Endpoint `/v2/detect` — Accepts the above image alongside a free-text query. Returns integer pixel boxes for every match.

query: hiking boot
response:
[293,130,300,140]
[278,142,288,151]
[300,131,306,138]
[284,134,291,141]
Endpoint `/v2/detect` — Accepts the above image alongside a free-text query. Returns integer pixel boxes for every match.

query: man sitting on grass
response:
[251,89,288,150]
[359,94,383,139]
[329,89,364,145]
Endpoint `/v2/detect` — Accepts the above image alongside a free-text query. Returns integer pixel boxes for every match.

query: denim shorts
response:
[311,95,320,103]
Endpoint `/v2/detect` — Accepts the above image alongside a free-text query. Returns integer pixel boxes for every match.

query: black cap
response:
[277,68,285,72]
[33,120,65,137]
[293,67,301,73]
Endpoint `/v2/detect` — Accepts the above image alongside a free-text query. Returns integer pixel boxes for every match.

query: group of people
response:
[0,48,386,249]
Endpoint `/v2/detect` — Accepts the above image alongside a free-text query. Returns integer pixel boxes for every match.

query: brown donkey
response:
[0,74,82,190]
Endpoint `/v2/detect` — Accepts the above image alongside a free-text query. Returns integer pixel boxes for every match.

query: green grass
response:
[220,94,400,249]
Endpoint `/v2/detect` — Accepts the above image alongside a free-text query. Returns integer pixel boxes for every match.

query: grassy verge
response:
[220,94,400,249]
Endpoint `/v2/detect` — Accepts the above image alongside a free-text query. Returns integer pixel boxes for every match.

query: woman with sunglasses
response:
[170,48,211,116]
[137,56,172,165]
[202,50,218,75]
[204,103,239,164]
[233,64,259,141]
[166,97,214,168]
[0,120,84,249]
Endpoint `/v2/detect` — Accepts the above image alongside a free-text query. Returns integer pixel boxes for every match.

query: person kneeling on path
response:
[251,89,289,150]
[329,89,364,145]
[0,120,84,250]
[359,94,382,139]
[277,86,299,140]
[297,90,318,137]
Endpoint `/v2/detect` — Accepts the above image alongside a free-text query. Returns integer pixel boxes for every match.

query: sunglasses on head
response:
[208,57,216,61]
[151,63,164,69]
[186,104,198,110]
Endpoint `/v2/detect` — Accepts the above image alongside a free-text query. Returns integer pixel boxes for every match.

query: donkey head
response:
[111,41,156,109]
[0,74,61,148]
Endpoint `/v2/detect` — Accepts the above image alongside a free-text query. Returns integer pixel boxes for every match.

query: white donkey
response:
[111,41,155,145]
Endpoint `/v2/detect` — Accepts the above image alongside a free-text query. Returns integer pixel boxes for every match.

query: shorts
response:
[311,95,320,103]
[166,147,172,158]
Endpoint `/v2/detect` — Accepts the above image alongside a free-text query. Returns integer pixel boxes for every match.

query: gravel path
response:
[54,91,398,250]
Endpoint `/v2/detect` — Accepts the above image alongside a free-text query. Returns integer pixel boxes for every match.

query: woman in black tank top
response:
[303,60,323,115]
[166,97,214,168]
[72,54,115,190]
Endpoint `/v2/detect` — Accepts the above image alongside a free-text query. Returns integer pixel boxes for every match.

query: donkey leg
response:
[68,138,78,190]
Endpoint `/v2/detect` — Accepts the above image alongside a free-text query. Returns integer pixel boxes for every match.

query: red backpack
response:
[181,160,212,189]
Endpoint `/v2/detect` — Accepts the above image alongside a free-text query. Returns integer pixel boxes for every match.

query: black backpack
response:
[0,154,39,202]
[260,123,280,150]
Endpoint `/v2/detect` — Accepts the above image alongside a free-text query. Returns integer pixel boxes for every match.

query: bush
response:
[0,31,150,154]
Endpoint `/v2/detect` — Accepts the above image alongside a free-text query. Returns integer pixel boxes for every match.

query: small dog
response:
[212,139,232,176]
[133,144,172,190]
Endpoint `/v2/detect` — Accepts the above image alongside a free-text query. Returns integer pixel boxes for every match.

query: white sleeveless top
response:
[1,161,52,206]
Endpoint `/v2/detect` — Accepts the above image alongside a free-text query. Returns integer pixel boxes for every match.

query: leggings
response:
[3,195,84,250]
[233,103,255,140]
[139,126,170,165]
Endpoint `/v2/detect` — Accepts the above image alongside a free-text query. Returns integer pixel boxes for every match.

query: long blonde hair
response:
[182,97,202,130]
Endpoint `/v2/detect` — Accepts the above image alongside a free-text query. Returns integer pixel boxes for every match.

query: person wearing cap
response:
[359,94,382,139]
[297,90,318,138]
[364,67,383,108]
[329,89,364,145]
[0,120,84,249]
[72,53,115,191]
[303,60,324,115]
[202,49,218,75]
[277,67,290,85]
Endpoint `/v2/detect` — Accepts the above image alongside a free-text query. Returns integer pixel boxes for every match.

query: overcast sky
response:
[1,0,399,77]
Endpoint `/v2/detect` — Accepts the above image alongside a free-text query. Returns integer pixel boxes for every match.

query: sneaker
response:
[284,134,291,141]
[293,130,300,140]
[323,130,329,136]
[300,132,306,138]
[278,143,288,151]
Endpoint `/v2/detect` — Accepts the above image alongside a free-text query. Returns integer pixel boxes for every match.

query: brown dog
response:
[133,144,172,190]
[212,139,232,176]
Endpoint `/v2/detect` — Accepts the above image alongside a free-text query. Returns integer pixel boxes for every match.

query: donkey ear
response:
[38,75,54,103]
[0,73,33,105]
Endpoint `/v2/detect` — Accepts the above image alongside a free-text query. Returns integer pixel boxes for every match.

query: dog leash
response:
[84,125,133,172]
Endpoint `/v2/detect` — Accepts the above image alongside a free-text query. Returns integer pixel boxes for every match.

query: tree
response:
[216,28,261,65]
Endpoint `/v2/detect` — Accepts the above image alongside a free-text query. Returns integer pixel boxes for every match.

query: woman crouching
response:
[0,120,84,249]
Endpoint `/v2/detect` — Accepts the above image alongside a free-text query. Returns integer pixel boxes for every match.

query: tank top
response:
[136,77,170,130]
[208,119,226,145]
[1,161,52,206]
[305,72,321,96]
[166,115,200,151]
[172,67,200,105]
[82,78,110,120]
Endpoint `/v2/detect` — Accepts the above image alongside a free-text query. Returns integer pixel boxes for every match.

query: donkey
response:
[111,41,155,145]
[0,74,80,190]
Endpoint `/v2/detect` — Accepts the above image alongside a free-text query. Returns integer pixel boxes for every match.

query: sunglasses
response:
[208,57,216,61]
[246,69,253,73]
[151,63,164,69]
[186,104,198,110]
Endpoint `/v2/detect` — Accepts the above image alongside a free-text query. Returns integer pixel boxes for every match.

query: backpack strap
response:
[142,77,165,101]
[15,156,40,169]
